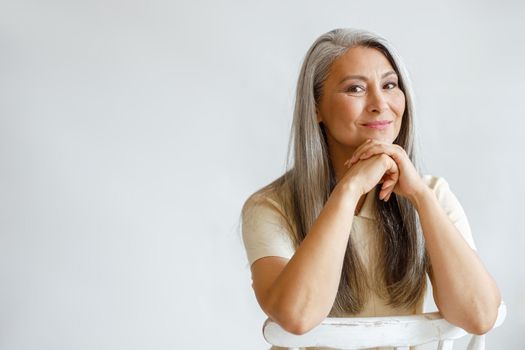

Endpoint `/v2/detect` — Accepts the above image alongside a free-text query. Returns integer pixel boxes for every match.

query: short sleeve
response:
[241,195,296,267]
[422,175,477,250]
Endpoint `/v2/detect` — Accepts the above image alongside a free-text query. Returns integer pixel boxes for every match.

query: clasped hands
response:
[342,139,427,203]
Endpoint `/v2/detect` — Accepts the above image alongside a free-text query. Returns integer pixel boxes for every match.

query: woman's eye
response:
[346,85,365,93]
[384,82,397,89]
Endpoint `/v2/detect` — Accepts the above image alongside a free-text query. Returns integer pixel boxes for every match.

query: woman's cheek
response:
[395,91,406,115]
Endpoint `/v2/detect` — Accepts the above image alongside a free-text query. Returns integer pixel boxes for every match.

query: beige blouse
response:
[241,175,477,350]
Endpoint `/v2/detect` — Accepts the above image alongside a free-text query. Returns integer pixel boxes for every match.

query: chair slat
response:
[467,335,485,350]
[262,302,506,350]
[438,339,454,350]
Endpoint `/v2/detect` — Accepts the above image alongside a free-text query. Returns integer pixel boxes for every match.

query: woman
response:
[241,28,501,347]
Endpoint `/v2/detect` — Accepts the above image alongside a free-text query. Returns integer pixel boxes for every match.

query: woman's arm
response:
[347,140,501,335]
[249,154,399,335]
[409,187,501,335]
[253,184,359,335]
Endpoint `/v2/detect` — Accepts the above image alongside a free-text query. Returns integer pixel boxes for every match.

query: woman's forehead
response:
[328,46,395,80]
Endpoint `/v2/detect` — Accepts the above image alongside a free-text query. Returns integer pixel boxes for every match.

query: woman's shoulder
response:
[241,187,289,226]
[420,174,476,250]
[240,186,296,266]
[420,174,465,218]
[422,174,446,188]
[242,188,282,213]
[421,174,453,194]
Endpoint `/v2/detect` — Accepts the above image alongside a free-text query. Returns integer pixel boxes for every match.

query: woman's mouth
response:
[362,120,392,130]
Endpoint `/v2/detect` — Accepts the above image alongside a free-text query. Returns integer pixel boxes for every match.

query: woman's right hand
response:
[338,153,399,201]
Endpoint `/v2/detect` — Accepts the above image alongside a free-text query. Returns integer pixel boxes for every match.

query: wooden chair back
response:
[263,302,506,350]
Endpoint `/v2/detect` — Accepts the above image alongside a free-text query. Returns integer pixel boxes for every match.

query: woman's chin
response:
[366,135,395,143]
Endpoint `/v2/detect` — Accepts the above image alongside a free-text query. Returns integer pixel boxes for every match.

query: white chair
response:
[263,302,506,350]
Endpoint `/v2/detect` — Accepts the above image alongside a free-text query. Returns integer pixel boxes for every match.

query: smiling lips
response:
[362,120,392,130]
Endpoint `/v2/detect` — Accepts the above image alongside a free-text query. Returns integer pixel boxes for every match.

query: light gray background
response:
[0,0,523,349]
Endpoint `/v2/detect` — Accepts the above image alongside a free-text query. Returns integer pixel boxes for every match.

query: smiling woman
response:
[316,47,405,150]
[241,28,501,350]
[316,46,406,186]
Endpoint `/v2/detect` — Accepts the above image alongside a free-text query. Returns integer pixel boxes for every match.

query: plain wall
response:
[0,0,523,348]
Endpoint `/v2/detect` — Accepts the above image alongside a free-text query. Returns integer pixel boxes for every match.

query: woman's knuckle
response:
[379,153,390,163]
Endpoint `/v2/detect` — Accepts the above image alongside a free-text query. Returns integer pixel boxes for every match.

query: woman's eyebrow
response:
[337,70,397,85]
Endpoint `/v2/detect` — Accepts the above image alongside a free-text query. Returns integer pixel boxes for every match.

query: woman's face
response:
[316,46,406,155]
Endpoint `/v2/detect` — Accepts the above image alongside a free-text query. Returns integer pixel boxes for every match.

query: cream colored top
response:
[241,175,476,350]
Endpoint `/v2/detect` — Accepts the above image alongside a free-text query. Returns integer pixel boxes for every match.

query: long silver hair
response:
[246,28,429,315]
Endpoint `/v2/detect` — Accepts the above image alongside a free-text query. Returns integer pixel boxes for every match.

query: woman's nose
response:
[366,88,389,114]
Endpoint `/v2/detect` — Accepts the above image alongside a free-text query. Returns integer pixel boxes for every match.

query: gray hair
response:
[248,28,428,314]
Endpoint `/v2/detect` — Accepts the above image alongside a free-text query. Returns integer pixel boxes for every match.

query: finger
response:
[379,187,389,200]
[381,178,396,190]
[381,177,397,194]
[385,155,400,176]
[379,185,387,200]
[383,182,397,202]
[385,159,399,176]
[380,184,394,201]
[349,139,376,164]
[380,186,393,202]
[381,170,397,187]
[380,171,398,193]
[358,144,398,161]
[350,142,397,165]
[362,143,406,165]
[348,139,374,164]
[381,163,399,200]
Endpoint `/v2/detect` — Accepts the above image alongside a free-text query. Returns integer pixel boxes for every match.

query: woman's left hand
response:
[345,139,427,202]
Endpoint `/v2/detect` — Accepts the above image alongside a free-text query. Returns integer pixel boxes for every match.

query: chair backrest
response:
[263,302,506,350]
